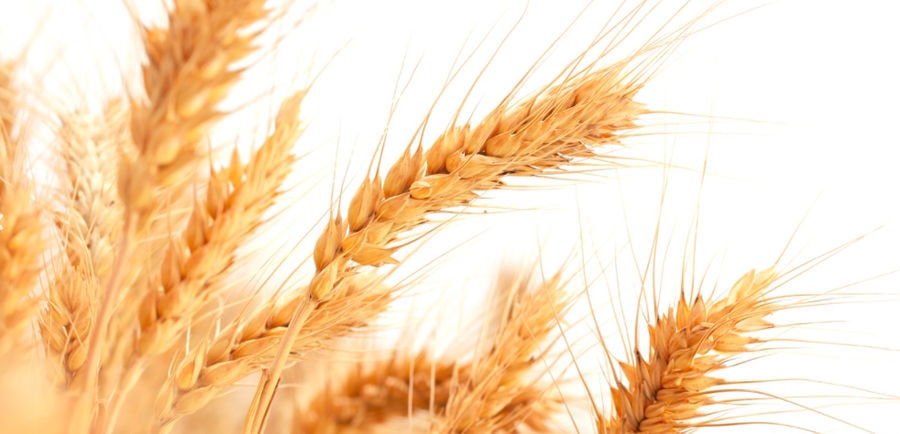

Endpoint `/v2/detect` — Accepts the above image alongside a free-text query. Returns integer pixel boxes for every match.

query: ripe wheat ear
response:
[291,267,573,433]
[580,196,897,433]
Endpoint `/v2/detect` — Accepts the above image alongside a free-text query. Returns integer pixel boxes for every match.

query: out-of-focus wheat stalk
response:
[291,268,572,433]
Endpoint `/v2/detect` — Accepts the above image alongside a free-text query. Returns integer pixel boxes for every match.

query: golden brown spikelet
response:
[597,267,780,433]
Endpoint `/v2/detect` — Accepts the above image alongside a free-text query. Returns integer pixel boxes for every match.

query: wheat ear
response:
[39,101,128,383]
[597,267,781,433]
[71,1,276,431]
[434,269,570,433]
[291,353,461,433]
[292,269,570,433]
[242,45,650,433]
[155,272,392,431]
[0,64,45,352]
[135,90,304,358]
[122,0,271,222]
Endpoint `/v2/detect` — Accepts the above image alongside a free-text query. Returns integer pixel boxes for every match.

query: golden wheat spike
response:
[596,268,782,433]
[123,0,270,220]
[290,268,570,434]
[0,64,44,352]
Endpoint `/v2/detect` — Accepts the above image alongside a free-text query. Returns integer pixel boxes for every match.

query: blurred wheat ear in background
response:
[1,0,899,433]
